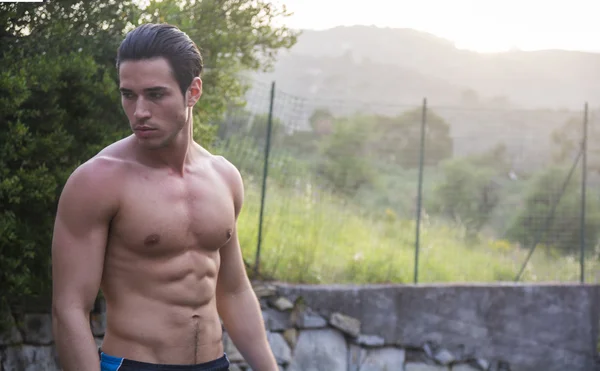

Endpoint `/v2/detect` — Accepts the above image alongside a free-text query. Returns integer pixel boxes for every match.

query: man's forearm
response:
[52,308,100,371]
[218,288,278,371]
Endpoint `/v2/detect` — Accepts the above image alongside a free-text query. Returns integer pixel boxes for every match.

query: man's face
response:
[118,57,198,150]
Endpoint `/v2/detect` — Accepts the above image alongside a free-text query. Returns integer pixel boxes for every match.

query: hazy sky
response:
[277,0,600,53]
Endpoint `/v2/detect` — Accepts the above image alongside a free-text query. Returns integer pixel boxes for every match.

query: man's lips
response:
[134,127,157,138]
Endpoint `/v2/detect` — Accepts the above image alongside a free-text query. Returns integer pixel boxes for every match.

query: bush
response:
[505,165,600,255]
[427,158,501,238]
[369,108,453,169]
[316,115,375,195]
[0,51,129,313]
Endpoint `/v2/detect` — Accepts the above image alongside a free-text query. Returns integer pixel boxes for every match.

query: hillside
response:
[250,25,600,110]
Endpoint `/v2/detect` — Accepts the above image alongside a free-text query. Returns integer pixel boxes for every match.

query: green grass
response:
[235,175,599,284]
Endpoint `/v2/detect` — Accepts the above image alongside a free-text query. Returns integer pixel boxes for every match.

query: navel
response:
[226,229,233,239]
[143,233,161,246]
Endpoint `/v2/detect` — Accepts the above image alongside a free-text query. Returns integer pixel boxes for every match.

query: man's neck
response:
[160,134,194,176]
[139,110,196,175]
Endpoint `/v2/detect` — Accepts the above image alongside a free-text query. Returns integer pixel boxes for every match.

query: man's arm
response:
[215,158,278,371]
[51,157,119,371]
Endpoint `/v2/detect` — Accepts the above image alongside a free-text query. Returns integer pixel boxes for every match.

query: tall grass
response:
[235,173,599,284]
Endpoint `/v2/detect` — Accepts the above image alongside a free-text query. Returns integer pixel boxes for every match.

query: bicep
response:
[51,162,117,313]
[216,158,249,296]
[216,228,249,297]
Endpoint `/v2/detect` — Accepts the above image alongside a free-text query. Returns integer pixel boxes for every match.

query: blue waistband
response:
[99,350,230,371]
[100,351,124,371]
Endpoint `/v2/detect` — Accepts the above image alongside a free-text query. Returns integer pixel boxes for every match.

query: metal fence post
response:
[580,102,589,283]
[255,81,276,277]
[414,98,427,284]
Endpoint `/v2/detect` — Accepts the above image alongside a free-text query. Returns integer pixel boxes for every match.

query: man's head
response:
[117,23,203,96]
[116,23,203,149]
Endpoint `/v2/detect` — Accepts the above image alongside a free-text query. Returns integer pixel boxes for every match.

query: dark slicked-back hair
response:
[116,23,203,95]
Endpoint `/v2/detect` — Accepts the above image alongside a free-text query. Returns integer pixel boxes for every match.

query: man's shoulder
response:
[56,155,125,221]
[209,154,242,186]
[77,155,126,179]
[64,139,131,196]
[210,154,238,171]
[63,156,124,204]
[204,153,244,210]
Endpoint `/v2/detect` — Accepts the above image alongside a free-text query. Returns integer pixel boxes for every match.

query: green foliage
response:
[551,117,581,162]
[193,114,219,152]
[464,143,511,174]
[275,107,334,158]
[0,50,128,311]
[428,157,501,238]
[551,114,600,173]
[247,114,286,148]
[316,115,375,195]
[280,130,321,159]
[0,1,138,79]
[369,107,453,169]
[505,165,600,255]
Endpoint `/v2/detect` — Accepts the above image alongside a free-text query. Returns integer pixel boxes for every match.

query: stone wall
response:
[275,282,600,371]
[1,282,598,371]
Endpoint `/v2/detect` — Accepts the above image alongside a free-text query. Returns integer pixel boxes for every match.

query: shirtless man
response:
[51,23,278,371]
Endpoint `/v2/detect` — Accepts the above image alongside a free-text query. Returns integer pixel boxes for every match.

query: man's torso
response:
[95,137,234,365]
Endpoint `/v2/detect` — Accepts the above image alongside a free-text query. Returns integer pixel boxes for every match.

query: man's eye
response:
[121,92,134,99]
[149,92,163,99]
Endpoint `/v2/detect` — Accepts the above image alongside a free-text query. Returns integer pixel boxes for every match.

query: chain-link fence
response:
[211,79,598,284]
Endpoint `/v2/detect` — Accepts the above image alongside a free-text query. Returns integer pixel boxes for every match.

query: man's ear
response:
[187,77,202,107]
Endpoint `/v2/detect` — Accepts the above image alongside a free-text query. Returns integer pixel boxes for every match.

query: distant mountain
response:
[243,25,599,171]
[249,25,599,110]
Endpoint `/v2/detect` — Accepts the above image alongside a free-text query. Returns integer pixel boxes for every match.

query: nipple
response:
[144,233,160,246]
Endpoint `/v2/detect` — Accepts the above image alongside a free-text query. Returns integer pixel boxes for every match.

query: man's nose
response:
[134,98,151,120]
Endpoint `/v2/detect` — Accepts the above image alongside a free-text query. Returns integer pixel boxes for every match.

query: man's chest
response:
[110,172,235,254]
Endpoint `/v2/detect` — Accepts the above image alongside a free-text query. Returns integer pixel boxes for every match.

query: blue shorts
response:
[99,350,231,371]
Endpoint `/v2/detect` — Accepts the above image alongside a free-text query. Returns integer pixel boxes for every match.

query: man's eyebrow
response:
[144,86,168,93]
[119,86,168,93]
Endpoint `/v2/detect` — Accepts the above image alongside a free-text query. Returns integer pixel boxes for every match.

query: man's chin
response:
[135,137,166,150]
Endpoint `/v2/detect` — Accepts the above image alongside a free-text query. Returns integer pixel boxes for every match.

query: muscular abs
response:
[98,157,234,365]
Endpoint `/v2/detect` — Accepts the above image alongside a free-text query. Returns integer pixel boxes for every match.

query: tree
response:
[369,108,453,169]
[428,158,501,238]
[0,1,138,77]
[505,166,600,255]
[317,115,375,195]
[551,114,600,173]
[464,143,511,174]
[0,51,128,316]
[427,144,511,239]
[247,113,286,149]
